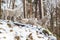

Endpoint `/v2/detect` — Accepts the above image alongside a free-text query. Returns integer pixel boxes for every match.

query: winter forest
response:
[0,0,60,40]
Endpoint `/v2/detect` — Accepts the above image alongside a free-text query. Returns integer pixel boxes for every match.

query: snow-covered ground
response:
[1,0,23,10]
[0,20,57,40]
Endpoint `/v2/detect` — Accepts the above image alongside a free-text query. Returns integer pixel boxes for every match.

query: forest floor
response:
[0,20,57,40]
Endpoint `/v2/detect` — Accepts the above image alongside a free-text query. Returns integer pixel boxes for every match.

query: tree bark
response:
[0,0,1,19]
[50,3,54,32]
[12,0,15,9]
[23,0,26,18]
[56,0,57,30]
[50,12,53,32]
[38,0,42,19]
[35,0,38,18]
[41,0,44,18]
[30,0,32,18]
[9,0,12,8]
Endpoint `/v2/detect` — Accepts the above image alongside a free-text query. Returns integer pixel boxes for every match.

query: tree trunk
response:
[49,0,54,32]
[7,0,8,8]
[12,0,15,9]
[38,0,42,19]
[9,0,12,8]
[59,12,60,37]
[50,12,53,32]
[56,1,58,35]
[0,0,1,19]
[50,4,54,32]
[35,0,38,18]
[41,0,44,18]
[23,0,26,18]
[30,0,32,18]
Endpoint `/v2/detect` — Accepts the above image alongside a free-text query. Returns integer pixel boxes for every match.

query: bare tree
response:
[23,0,26,18]
[38,0,42,19]
[50,0,54,32]
[30,0,32,18]
[35,0,38,18]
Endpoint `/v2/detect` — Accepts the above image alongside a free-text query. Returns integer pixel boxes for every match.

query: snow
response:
[1,0,23,10]
[0,20,57,40]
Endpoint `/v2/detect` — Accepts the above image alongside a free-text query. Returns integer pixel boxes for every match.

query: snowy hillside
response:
[0,20,56,40]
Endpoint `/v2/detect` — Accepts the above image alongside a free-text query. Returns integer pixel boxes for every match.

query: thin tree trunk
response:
[50,3,54,32]
[35,0,37,18]
[23,0,26,18]
[9,0,12,8]
[56,0,57,30]
[30,0,32,18]
[55,1,59,40]
[7,0,8,8]
[50,12,53,32]
[12,0,15,9]
[38,0,42,19]
[41,0,44,18]
[59,11,60,37]
[58,3,60,39]
[0,0,1,19]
